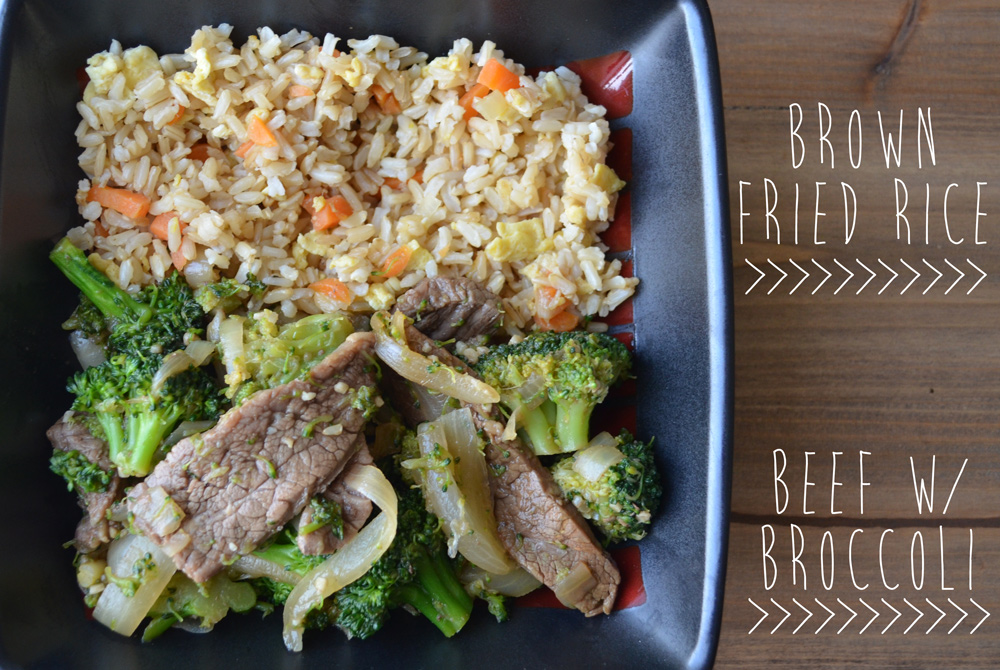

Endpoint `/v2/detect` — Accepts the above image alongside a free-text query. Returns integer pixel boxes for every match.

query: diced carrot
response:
[477,58,520,93]
[247,115,278,147]
[370,84,402,115]
[536,309,579,333]
[332,49,342,57]
[312,201,339,231]
[288,84,314,98]
[234,140,254,158]
[149,211,185,241]
[170,246,188,271]
[329,195,353,219]
[459,82,490,121]
[310,277,351,304]
[168,105,186,125]
[379,246,412,278]
[412,168,423,184]
[188,143,212,162]
[93,220,108,238]
[383,177,402,190]
[536,285,566,315]
[87,186,151,219]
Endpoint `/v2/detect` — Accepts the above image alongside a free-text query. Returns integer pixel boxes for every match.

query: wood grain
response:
[709,1,1000,666]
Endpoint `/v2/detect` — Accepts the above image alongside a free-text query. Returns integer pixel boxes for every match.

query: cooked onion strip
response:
[230,553,301,585]
[69,330,106,369]
[93,533,178,636]
[411,410,514,575]
[461,564,542,597]
[572,439,625,482]
[552,562,597,609]
[371,310,499,405]
[282,464,397,652]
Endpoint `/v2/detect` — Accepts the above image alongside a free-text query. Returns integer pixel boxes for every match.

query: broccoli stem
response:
[50,237,151,323]
[117,406,184,477]
[393,550,472,637]
[98,412,127,466]
[517,401,561,456]
[553,399,595,453]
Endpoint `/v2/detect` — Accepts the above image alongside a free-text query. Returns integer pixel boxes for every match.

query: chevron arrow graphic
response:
[944,259,965,295]
[858,598,880,634]
[948,598,969,634]
[877,259,898,294]
[925,599,947,634]
[900,259,921,295]
[970,598,990,634]
[904,598,924,634]
[882,598,903,634]
[833,259,854,295]
[837,598,858,634]
[771,598,792,633]
[767,259,788,295]
[812,259,832,294]
[855,259,876,295]
[922,259,943,294]
[745,259,765,295]
[815,598,836,634]
[793,598,814,634]
[748,598,768,634]
[788,259,809,294]
[967,259,987,294]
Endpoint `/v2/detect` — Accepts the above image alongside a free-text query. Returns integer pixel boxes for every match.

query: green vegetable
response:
[142,572,256,641]
[49,449,112,494]
[329,457,472,639]
[221,311,354,400]
[299,496,344,537]
[550,430,662,544]
[193,275,265,313]
[475,331,631,454]
[51,238,224,478]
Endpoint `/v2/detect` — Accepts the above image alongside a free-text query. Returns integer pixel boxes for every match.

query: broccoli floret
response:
[142,572,257,641]
[251,527,330,579]
[61,294,109,339]
[68,353,223,478]
[49,449,112,494]
[51,238,224,477]
[475,331,631,455]
[299,496,345,537]
[330,467,473,639]
[550,431,662,544]
[193,275,265,313]
[221,310,354,400]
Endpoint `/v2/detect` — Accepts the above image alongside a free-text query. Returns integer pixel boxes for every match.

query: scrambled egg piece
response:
[592,164,626,194]
[366,283,395,311]
[485,218,553,263]
[173,44,216,105]
[84,45,161,100]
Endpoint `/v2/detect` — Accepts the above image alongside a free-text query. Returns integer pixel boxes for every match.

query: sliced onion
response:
[461,564,542,597]
[588,431,618,450]
[371,310,499,405]
[413,411,514,575]
[552,562,597,609]
[502,372,547,410]
[163,420,215,449]
[573,442,625,483]
[230,554,301,585]
[283,464,398,652]
[69,330,106,369]
[93,533,179,636]
[151,349,195,394]
[218,315,245,379]
[185,339,216,366]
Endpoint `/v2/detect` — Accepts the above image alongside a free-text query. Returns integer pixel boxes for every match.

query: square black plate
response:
[0,1,732,668]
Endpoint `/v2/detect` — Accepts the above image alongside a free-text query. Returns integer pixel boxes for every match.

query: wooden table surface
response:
[707,1,999,667]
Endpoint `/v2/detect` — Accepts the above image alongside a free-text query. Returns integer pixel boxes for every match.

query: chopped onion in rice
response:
[282,464,397,652]
[93,533,178,636]
[371,310,499,405]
